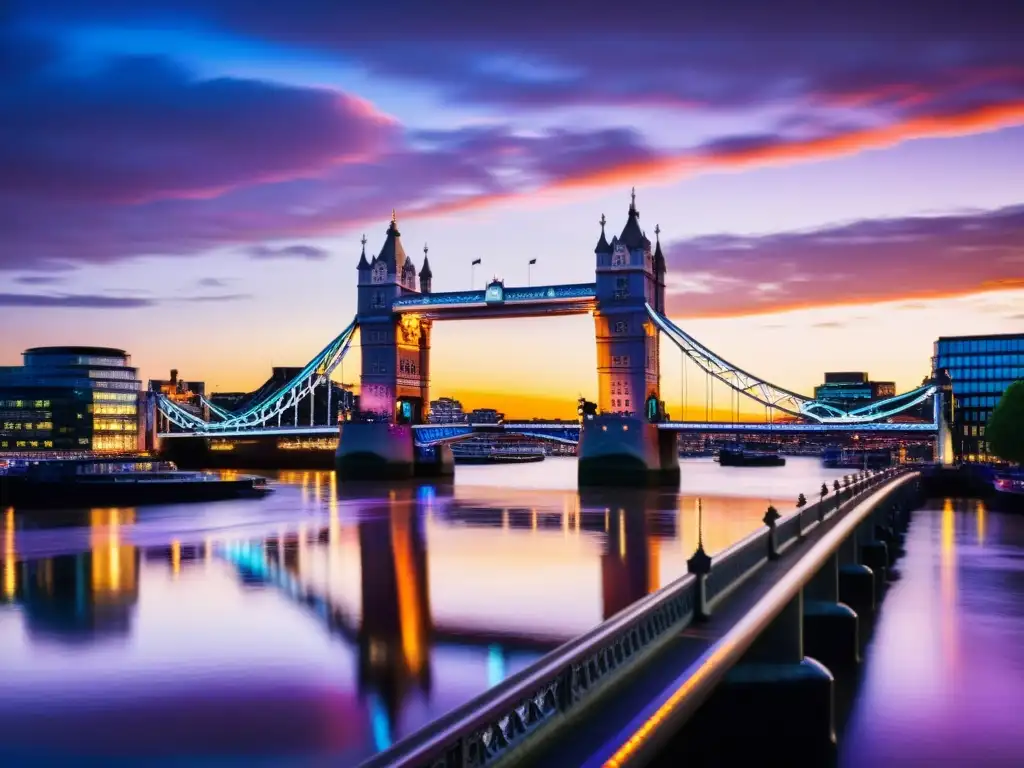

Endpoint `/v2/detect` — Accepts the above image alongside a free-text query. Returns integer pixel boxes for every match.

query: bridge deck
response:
[523,507,849,767]
[391,283,596,320]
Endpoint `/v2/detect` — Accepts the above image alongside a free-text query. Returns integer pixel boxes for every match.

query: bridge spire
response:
[357,233,371,270]
[595,213,612,254]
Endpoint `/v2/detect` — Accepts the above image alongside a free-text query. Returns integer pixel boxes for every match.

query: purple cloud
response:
[247,244,330,261]
[663,204,1024,318]
[13,275,64,285]
[0,293,155,308]
[1,53,395,205]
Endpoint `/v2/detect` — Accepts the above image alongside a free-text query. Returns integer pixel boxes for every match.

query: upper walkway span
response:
[391,282,596,320]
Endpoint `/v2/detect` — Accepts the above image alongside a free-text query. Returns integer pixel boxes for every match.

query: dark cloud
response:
[1,3,1023,277]
[196,277,228,288]
[663,204,1024,318]
[13,275,64,285]
[20,2,1024,117]
[0,293,155,308]
[0,291,250,308]
[812,322,845,329]
[1,121,656,270]
[1,53,395,205]
[247,244,330,261]
[179,293,251,303]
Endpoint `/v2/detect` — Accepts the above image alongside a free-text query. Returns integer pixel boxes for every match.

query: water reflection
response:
[0,461,823,762]
[2,508,139,644]
[842,499,1024,767]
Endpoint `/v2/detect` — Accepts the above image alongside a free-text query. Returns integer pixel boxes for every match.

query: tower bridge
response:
[153,191,950,483]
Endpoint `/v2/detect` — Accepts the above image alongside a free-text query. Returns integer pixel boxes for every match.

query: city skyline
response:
[3,4,1023,419]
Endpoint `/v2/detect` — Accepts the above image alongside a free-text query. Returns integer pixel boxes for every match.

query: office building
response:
[428,397,466,423]
[0,346,142,453]
[932,332,1024,462]
[813,372,896,409]
[468,407,505,424]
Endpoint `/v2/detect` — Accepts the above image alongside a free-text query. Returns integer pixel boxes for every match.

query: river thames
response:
[1,457,1021,766]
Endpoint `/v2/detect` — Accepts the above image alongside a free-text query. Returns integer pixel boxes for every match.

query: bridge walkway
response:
[523,499,858,767]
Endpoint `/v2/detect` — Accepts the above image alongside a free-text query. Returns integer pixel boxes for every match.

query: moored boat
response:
[0,457,272,509]
[450,440,545,465]
[717,441,786,467]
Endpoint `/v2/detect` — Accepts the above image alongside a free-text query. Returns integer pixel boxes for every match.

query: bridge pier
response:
[335,422,416,480]
[577,416,679,487]
[804,551,860,672]
[672,591,836,766]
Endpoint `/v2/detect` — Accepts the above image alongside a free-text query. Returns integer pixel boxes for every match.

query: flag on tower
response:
[528,258,537,265]
[471,258,482,265]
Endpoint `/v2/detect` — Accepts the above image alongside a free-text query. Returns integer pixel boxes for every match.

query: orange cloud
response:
[547,100,1024,193]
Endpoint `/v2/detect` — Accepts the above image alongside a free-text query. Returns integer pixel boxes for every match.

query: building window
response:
[614,277,629,299]
[372,291,386,309]
[399,359,418,375]
[372,263,387,284]
[611,355,631,367]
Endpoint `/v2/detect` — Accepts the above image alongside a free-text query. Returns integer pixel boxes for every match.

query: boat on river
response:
[450,440,545,465]
[822,446,893,469]
[717,441,786,467]
[0,456,272,509]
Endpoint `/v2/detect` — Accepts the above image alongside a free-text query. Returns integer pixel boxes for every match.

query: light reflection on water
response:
[0,456,859,763]
[841,498,1024,767]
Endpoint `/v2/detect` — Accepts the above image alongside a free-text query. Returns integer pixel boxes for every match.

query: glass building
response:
[0,346,142,454]
[932,333,1024,462]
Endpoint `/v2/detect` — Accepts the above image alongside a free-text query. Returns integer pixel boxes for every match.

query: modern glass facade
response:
[932,333,1024,462]
[0,347,142,454]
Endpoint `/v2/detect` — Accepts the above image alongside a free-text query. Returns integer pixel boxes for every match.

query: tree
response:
[833,479,841,494]
[820,482,828,500]
[988,380,1024,464]
[796,493,807,507]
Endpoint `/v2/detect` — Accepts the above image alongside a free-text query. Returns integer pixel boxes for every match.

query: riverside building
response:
[0,346,142,454]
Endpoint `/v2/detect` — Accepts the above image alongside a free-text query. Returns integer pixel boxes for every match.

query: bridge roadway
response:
[158,419,938,441]
[359,470,916,767]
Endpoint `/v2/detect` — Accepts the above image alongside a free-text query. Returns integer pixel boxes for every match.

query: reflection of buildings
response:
[583,490,671,621]
[446,488,677,623]
[0,508,140,642]
[358,490,433,726]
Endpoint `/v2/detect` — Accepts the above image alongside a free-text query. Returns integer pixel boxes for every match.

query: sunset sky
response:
[2,3,1022,419]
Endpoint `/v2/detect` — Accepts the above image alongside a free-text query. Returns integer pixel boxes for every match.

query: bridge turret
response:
[419,244,433,294]
[592,188,660,417]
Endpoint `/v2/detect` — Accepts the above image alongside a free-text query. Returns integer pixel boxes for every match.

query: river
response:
[840,497,1024,767]
[0,457,901,764]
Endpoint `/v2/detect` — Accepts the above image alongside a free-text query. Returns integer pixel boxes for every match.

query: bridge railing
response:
[604,468,915,767]
[359,468,901,768]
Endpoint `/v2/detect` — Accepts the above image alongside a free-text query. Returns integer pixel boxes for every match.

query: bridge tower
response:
[579,190,678,486]
[338,213,437,478]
